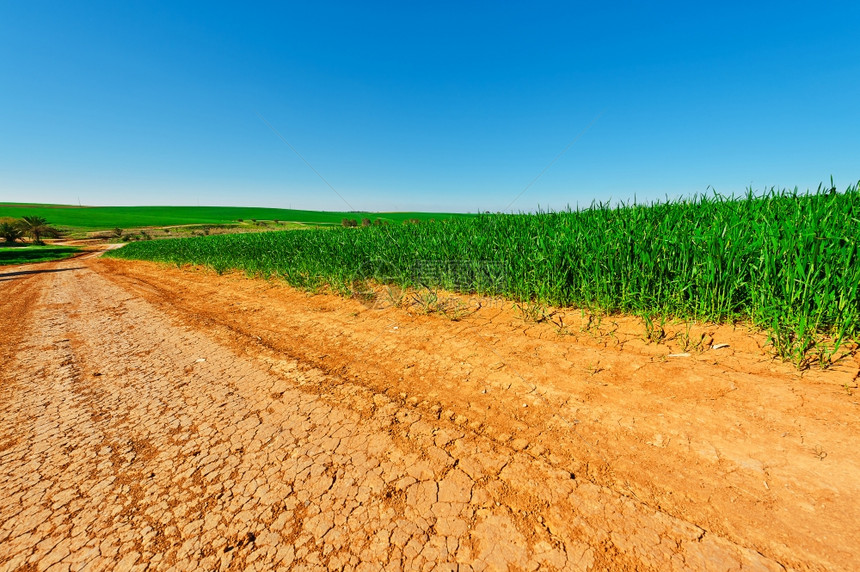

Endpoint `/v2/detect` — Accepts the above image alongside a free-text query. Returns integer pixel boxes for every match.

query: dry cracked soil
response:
[1,251,859,571]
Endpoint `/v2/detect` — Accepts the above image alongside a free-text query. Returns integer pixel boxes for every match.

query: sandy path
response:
[0,257,854,571]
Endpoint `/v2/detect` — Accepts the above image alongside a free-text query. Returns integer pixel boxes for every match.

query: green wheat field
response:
[106,184,860,368]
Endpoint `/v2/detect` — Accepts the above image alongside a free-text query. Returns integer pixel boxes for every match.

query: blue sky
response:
[2,1,858,212]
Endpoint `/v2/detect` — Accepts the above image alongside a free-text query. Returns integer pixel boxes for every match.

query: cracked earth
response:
[1,252,858,571]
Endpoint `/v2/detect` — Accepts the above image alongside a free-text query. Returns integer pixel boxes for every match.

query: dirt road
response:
[1,254,858,571]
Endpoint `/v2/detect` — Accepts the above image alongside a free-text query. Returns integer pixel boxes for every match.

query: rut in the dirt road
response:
[0,259,797,570]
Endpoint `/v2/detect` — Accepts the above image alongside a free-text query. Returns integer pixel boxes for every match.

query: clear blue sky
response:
[2,1,858,212]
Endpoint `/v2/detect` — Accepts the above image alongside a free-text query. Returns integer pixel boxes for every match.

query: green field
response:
[107,184,860,368]
[0,204,473,233]
[0,245,82,265]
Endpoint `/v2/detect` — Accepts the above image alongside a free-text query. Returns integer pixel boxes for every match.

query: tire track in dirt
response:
[0,258,815,570]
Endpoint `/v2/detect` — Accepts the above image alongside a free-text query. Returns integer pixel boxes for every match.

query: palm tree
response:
[17,216,60,245]
[0,222,23,243]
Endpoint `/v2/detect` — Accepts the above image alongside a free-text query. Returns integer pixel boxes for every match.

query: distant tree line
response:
[340,217,408,228]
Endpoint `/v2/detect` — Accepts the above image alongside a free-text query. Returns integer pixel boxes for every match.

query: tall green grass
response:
[0,245,81,265]
[107,184,860,367]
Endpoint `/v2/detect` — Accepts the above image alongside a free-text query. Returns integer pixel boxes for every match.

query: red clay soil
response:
[1,253,858,571]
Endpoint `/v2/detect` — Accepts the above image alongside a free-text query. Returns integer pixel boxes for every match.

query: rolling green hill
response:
[0,203,473,231]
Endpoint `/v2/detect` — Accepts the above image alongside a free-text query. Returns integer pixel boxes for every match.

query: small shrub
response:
[0,222,23,243]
